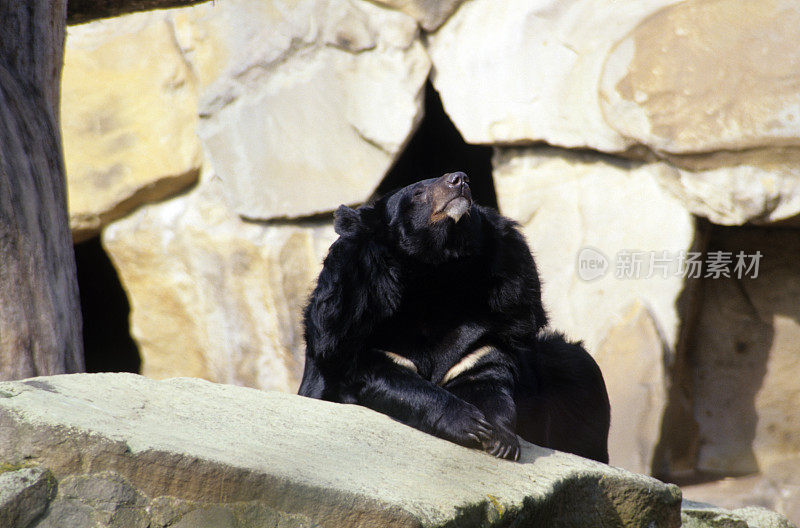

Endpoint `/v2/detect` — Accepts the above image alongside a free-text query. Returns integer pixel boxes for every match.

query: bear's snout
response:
[445,171,469,188]
[428,172,474,224]
[438,172,472,202]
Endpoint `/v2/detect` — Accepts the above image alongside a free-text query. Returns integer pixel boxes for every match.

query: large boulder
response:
[62,0,431,239]
[599,0,800,155]
[176,0,430,220]
[429,0,800,225]
[429,0,800,154]
[653,149,800,226]
[427,0,674,151]
[0,468,56,528]
[62,10,202,242]
[102,178,336,391]
[0,373,684,527]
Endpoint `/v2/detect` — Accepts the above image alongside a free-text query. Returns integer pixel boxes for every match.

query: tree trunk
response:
[0,0,84,379]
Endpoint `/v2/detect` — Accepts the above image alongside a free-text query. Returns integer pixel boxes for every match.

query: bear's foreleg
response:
[344,349,501,454]
[440,346,521,460]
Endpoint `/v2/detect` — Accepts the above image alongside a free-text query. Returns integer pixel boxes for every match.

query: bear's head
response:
[334,172,484,264]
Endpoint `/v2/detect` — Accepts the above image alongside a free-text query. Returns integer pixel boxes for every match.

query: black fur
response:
[299,173,610,462]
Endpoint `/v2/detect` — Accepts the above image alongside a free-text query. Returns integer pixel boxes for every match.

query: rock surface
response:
[681,500,795,528]
[427,0,676,151]
[600,0,800,155]
[683,471,800,528]
[684,227,800,477]
[0,467,56,528]
[427,0,800,225]
[429,0,800,155]
[179,0,430,220]
[0,373,683,528]
[62,10,202,242]
[370,0,465,30]
[594,302,669,476]
[102,178,335,391]
[493,146,695,355]
[0,466,319,528]
[654,149,800,225]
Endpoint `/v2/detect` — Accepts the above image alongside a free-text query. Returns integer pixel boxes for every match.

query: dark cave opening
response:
[74,236,140,374]
[373,80,497,209]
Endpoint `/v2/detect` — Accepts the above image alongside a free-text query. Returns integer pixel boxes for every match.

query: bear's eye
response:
[412,188,425,200]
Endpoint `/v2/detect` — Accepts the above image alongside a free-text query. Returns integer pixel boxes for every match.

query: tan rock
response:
[173,0,430,220]
[370,0,466,30]
[655,149,800,225]
[493,146,695,355]
[601,0,800,154]
[428,0,681,151]
[62,10,202,242]
[102,177,336,391]
[430,0,800,156]
[689,228,800,476]
[595,302,668,475]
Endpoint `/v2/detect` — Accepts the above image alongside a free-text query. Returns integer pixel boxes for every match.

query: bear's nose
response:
[445,172,470,187]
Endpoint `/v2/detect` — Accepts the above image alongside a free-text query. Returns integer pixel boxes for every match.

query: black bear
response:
[298,172,610,462]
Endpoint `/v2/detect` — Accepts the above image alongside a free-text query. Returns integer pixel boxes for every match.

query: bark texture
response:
[0,0,84,379]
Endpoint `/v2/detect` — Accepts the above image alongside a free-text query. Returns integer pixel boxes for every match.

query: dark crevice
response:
[74,236,140,374]
[67,0,212,25]
[652,215,710,482]
[372,80,497,209]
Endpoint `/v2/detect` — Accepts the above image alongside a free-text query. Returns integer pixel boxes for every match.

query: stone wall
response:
[61,0,800,523]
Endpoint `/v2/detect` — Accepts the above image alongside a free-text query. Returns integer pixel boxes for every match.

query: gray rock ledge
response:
[0,373,682,527]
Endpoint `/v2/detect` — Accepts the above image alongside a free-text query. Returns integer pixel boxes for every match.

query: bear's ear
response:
[334,205,366,238]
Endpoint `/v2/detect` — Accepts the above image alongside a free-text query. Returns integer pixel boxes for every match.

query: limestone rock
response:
[0,467,56,528]
[681,500,796,528]
[595,302,668,475]
[733,507,798,528]
[687,227,800,477]
[370,0,465,30]
[102,178,336,391]
[493,146,695,355]
[35,472,150,528]
[653,149,800,225]
[0,373,683,527]
[174,0,430,220]
[0,468,319,528]
[600,0,800,155]
[62,10,202,242]
[430,0,800,157]
[428,0,680,151]
[683,470,800,527]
